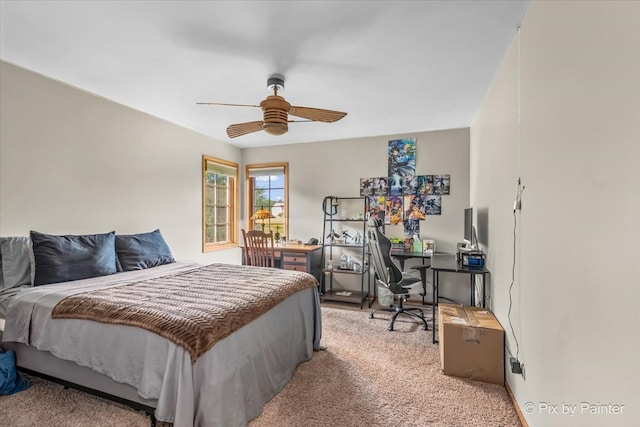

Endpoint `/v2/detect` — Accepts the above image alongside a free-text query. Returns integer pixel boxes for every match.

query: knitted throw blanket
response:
[51,263,318,362]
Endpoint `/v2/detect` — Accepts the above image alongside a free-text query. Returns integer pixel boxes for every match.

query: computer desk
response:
[389,249,431,271]
[430,253,489,344]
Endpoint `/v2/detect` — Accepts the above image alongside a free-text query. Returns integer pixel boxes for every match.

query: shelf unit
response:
[320,196,371,308]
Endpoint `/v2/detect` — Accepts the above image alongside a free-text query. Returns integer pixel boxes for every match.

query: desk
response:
[240,244,323,282]
[430,254,489,344]
[389,249,431,271]
[389,249,432,304]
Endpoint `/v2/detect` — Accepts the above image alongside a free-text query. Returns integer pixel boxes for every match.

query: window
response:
[246,163,288,239]
[203,156,237,252]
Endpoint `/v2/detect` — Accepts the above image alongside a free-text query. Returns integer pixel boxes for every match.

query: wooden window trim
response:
[245,162,288,238]
[202,155,238,252]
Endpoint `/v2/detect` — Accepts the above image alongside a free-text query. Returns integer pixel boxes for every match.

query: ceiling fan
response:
[197,74,347,138]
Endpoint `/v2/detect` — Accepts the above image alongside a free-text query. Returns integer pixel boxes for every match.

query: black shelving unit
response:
[320,196,371,308]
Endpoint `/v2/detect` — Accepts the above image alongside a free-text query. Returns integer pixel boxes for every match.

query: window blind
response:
[248,166,284,177]
[206,161,237,176]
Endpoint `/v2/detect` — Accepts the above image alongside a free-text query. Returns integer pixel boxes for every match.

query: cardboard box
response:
[438,303,505,384]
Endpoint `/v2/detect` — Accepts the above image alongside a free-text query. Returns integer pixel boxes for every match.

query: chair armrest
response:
[409,265,431,301]
[410,265,430,293]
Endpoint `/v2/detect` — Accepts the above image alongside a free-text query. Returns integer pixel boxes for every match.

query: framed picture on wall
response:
[422,239,436,255]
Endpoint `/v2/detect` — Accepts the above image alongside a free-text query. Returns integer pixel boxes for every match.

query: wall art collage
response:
[359,138,451,237]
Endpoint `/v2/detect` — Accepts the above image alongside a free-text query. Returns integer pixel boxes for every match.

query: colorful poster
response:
[433,174,451,195]
[388,173,403,196]
[404,219,420,238]
[366,196,386,222]
[388,138,416,178]
[360,177,389,196]
[359,178,374,196]
[401,175,418,195]
[372,177,389,196]
[385,196,403,225]
[360,138,451,221]
[417,175,434,194]
[360,176,389,196]
[404,195,426,220]
[425,195,442,215]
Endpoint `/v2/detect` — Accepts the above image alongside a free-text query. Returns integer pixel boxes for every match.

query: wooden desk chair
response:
[241,229,276,268]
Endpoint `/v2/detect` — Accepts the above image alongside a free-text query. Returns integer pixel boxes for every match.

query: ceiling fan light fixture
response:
[261,100,289,136]
[198,73,346,139]
[263,122,288,135]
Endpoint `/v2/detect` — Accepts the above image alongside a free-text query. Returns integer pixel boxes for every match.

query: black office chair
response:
[367,218,430,331]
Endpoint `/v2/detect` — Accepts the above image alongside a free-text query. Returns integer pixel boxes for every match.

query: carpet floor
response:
[0,303,520,426]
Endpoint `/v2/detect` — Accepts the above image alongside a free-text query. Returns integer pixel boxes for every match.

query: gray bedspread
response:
[2,262,322,426]
[0,285,31,318]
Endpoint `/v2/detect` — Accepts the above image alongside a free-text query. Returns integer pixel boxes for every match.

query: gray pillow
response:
[30,231,118,286]
[0,237,34,290]
[115,229,175,271]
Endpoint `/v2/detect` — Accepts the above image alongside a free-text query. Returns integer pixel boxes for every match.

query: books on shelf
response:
[389,237,404,250]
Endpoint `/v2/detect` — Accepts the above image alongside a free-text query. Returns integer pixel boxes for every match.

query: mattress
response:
[2,262,321,426]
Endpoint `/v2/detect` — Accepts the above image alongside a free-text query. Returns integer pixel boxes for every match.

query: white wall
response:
[0,59,473,293]
[471,2,640,426]
[0,59,473,297]
[243,128,472,298]
[0,61,242,264]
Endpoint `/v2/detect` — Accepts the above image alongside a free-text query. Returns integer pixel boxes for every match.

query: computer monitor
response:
[464,207,476,248]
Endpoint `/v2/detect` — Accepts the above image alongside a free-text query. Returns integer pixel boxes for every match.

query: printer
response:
[457,247,486,268]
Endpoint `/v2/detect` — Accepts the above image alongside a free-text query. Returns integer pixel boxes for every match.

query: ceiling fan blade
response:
[197,102,261,108]
[288,106,347,123]
[226,121,264,138]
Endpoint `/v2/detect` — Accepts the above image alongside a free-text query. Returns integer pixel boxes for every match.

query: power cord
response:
[507,210,520,359]
[507,179,525,374]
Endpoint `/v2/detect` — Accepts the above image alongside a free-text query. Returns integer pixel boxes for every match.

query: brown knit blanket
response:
[51,263,318,362]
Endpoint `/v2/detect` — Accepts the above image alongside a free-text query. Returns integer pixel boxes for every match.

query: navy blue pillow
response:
[30,231,118,286]
[115,229,175,271]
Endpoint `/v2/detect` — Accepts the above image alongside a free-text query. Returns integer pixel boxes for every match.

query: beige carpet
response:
[0,303,520,426]
[0,374,153,427]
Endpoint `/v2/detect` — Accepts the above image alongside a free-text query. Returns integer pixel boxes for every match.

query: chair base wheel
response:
[369,305,430,332]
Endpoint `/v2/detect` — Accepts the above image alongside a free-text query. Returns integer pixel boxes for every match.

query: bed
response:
[0,231,322,427]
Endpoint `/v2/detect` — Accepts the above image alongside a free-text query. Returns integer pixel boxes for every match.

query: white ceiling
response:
[0,1,529,148]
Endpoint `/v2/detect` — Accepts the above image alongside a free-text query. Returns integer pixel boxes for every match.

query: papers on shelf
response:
[335,291,353,297]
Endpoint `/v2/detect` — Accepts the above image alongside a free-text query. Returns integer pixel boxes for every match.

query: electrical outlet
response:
[512,197,522,212]
[510,357,523,374]
[513,178,524,211]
